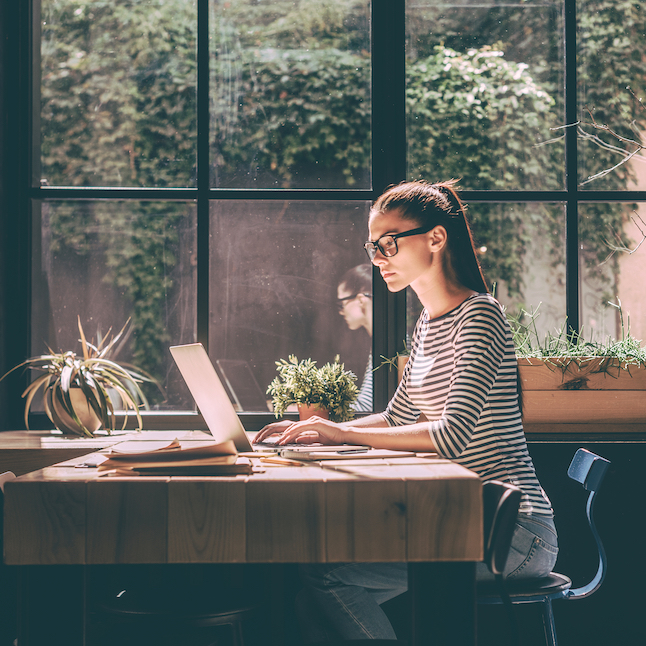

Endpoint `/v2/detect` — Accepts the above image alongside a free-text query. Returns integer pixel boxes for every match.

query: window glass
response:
[578,0,646,191]
[40,0,197,188]
[406,203,567,347]
[580,203,646,343]
[32,201,197,410]
[209,0,371,188]
[209,200,372,411]
[405,0,563,190]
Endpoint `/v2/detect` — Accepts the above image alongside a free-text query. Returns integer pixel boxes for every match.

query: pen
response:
[336,448,370,454]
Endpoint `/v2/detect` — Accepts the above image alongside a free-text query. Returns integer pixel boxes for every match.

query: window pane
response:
[40,0,197,188]
[209,0,371,188]
[406,0,563,190]
[32,201,197,410]
[210,200,372,412]
[578,0,646,190]
[580,203,646,343]
[405,203,567,346]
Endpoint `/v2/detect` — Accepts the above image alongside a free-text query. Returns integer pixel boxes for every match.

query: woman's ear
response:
[427,225,448,253]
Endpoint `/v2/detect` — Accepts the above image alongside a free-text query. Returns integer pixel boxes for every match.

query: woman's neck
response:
[412,271,478,320]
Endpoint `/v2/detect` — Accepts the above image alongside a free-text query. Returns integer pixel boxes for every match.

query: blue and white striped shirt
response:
[382,293,552,517]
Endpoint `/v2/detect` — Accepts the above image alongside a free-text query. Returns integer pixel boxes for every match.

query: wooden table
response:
[3,452,482,645]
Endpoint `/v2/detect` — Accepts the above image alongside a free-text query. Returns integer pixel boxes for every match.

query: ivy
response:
[39,0,646,384]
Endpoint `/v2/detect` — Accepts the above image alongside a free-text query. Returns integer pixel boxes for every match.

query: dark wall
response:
[0,1,31,431]
[477,439,646,646]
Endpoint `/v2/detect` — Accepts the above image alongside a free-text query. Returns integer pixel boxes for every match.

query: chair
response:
[90,565,260,646]
[0,472,18,646]
[478,448,610,646]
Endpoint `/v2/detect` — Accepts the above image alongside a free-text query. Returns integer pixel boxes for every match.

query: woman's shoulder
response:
[456,293,508,329]
[459,292,504,316]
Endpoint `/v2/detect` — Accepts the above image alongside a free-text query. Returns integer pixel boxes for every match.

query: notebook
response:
[170,343,367,454]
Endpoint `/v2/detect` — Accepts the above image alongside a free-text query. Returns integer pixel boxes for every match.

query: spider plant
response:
[0,317,160,437]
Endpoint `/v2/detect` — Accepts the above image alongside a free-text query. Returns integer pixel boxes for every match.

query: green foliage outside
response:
[38,0,646,388]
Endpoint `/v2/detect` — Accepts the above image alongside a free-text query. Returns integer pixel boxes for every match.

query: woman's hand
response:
[252,420,294,444]
[273,416,349,446]
[253,416,351,446]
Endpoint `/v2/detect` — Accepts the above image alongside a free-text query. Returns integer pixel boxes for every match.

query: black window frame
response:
[2,0,646,431]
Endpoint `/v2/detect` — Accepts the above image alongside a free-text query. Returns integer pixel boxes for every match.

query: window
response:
[2,0,646,431]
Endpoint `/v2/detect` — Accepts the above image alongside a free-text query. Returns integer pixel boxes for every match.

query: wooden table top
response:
[3,451,482,567]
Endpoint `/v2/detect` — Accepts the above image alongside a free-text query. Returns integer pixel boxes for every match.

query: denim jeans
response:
[298,513,558,641]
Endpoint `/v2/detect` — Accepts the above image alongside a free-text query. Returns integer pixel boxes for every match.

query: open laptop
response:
[170,343,369,455]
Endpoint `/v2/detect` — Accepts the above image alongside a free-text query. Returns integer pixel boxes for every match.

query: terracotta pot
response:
[297,403,330,421]
[50,386,102,436]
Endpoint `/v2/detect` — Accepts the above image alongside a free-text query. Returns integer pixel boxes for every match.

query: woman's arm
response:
[270,415,437,452]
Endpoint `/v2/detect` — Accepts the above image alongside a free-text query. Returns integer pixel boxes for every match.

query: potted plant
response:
[267,355,359,423]
[0,317,160,437]
[510,302,646,424]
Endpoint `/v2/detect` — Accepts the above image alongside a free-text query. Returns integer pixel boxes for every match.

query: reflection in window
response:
[406,0,564,190]
[40,0,197,188]
[580,203,646,342]
[578,0,646,191]
[209,0,371,188]
[209,201,372,411]
[32,201,197,409]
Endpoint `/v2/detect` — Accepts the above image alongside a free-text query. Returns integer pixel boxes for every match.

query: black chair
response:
[0,472,18,646]
[90,565,260,646]
[478,448,610,646]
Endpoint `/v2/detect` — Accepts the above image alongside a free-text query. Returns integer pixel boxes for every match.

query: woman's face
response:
[337,283,369,331]
[368,208,436,293]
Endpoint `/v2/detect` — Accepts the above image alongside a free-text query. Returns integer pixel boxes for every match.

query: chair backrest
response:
[482,480,522,576]
[565,448,610,599]
[0,471,16,494]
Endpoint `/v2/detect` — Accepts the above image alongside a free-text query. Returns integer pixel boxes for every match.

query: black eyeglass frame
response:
[363,225,433,261]
[337,292,372,310]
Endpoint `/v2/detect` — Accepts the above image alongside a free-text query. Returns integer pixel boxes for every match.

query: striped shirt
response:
[353,354,373,413]
[382,293,553,517]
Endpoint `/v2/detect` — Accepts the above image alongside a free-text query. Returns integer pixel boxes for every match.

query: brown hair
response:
[338,264,372,296]
[370,179,488,294]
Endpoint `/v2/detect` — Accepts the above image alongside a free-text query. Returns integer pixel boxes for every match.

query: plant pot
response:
[518,358,646,424]
[50,387,103,436]
[397,355,409,383]
[297,404,330,421]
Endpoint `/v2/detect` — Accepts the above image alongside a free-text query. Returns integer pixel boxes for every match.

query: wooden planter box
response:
[519,358,646,424]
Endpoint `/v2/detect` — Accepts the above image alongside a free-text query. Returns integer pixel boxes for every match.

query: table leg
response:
[17,565,86,646]
[409,561,476,646]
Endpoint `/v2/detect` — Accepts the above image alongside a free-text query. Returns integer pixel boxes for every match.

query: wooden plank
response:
[86,479,168,564]
[3,479,86,565]
[326,479,407,562]
[0,448,97,477]
[406,477,482,562]
[245,479,327,563]
[522,390,646,424]
[168,479,246,563]
[525,421,646,434]
[519,360,646,390]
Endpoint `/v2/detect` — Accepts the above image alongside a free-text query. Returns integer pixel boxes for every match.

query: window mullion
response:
[371,0,407,410]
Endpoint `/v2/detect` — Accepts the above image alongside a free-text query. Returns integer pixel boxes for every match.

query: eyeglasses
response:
[337,292,370,311]
[363,225,432,261]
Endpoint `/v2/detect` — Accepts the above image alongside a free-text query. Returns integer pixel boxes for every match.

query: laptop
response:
[170,343,369,455]
[170,343,255,452]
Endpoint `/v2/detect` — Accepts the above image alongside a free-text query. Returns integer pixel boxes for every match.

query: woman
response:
[254,180,557,641]
[337,264,373,412]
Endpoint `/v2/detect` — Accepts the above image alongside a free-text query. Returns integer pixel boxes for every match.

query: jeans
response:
[298,513,558,641]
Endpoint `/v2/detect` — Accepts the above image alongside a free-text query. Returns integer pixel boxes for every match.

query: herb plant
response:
[509,301,646,373]
[267,355,358,423]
